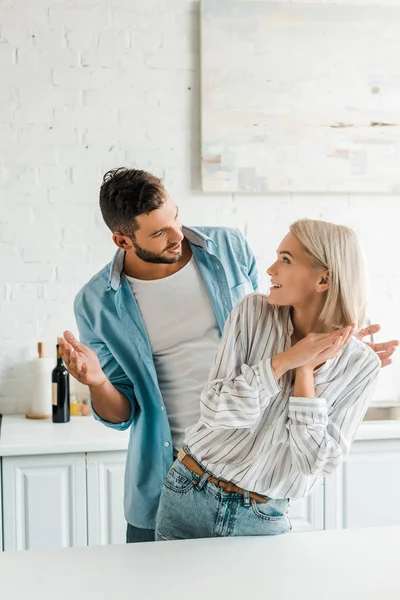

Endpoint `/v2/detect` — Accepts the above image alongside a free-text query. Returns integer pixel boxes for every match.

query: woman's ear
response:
[317,270,330,293]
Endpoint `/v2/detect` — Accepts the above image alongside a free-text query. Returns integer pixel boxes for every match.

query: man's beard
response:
[132,238,182,264]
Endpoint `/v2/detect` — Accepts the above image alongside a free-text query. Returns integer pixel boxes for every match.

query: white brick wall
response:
[0,0,399,414]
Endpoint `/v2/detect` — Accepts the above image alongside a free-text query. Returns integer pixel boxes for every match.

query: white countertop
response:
[0,526,399,599]
[356,419,400,441]
[0,414,400,457]
[0,414,129,457]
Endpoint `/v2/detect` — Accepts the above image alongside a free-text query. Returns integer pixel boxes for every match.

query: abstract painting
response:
[201,1,400,193]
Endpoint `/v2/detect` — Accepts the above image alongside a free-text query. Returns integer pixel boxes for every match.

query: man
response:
[59,167,398,543]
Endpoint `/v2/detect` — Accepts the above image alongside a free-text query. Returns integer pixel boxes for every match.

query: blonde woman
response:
[155,219,382,540]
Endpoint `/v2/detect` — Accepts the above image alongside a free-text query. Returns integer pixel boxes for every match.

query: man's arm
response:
[59,330,134,427]
[59,330,132,425]
[59,301,136,429]
[90,378,131,424]
[238,231,264,292]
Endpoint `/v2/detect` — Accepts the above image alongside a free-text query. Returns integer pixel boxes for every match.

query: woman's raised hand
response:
[272,326,354,380]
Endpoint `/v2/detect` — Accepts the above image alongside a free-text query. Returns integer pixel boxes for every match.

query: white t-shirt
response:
[126,258,220,452]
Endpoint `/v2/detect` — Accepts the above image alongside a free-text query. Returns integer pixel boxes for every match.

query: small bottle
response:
[69,392,81,417]
[80,398,92,417]
[52,344,70,423]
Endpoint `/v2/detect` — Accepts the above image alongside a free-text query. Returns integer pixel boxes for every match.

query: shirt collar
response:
[107,225,216,291]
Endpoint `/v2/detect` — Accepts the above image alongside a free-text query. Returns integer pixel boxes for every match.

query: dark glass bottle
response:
[52,344,70,423]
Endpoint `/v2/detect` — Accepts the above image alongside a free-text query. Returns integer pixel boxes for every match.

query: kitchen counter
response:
[1,413,400,457]
[0,414,129,456]
[1,412,400,458]
[356,419,400,441]
[0,526,399,599]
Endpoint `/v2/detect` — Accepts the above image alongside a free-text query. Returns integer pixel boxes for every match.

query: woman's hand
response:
[272,326,353,380]
[301,324,355,372]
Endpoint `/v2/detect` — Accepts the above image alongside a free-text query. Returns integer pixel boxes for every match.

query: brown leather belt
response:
[177,448,267,504]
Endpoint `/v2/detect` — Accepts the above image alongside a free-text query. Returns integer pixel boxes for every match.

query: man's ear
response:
[112,232,133,250]
[317,270,330,293]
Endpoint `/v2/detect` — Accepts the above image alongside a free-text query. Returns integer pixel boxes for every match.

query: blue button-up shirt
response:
[74,226,263,529]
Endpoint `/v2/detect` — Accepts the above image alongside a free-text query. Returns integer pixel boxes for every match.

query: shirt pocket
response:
[230,280,254,304]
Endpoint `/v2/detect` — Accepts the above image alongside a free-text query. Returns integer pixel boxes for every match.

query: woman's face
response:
[266,232,328,307]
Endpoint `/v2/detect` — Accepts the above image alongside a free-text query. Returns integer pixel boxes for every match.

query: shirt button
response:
[164,442,170,447]
[161,406,165,411]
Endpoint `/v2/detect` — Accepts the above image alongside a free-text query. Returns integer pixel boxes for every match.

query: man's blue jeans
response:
[126,524,155,543]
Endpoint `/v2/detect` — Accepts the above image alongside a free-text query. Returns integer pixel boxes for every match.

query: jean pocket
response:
[251,498,289,521]
[163,460,196,493]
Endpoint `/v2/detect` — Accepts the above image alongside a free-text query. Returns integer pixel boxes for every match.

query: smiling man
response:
[58,167,398,544]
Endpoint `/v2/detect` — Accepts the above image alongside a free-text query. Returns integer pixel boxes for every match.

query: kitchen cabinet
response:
[289,482,324,532]
[0,415,129,552]
[2,453,87,551]
[2,416,400,551]
[0,459,3,551]
[1,450,127,552]
[336,439,400,529]
[86,451,127,546]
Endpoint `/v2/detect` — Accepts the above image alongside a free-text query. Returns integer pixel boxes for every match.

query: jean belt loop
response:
[196,470,211,491]
[243,489,250,507]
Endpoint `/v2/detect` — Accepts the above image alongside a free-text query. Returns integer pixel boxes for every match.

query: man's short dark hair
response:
[99,167,166,237]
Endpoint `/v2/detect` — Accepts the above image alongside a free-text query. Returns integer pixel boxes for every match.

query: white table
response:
[0,526,399,599]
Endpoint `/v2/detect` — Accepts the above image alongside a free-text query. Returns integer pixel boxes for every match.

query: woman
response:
[156,219,381,540]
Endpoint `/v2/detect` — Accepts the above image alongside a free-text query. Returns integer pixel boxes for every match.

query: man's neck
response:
[123,238,192,281]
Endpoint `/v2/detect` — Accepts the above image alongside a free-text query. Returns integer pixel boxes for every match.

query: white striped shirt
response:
[185,293,381,500]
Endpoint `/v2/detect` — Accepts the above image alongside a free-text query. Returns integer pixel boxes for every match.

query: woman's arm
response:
[291,327,354,400]
[287,351,380,477]
[293,366,316,399]
[200,296,349,431]
[200,295,281,430]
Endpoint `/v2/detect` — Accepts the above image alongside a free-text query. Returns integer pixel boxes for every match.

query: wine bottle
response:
[52,344,70,423]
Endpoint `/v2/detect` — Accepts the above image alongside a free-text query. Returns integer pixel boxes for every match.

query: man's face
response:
[132,195,184,264]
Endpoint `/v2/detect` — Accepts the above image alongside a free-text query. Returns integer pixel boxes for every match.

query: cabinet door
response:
[2,453,87,551]
[342,440,400,529]
[289,481,324,532]
[86,451,127,546]
[0,459,3,551]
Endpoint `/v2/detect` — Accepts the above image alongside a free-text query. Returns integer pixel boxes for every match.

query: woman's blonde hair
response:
[289,219,367,329]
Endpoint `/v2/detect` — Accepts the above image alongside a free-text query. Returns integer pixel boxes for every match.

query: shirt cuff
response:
[256,358,281,397]
[288,396,328,426]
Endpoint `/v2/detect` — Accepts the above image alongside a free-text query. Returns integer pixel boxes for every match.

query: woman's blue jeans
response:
[155,451,291,541]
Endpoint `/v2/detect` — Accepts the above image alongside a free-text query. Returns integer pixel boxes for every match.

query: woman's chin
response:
[267,294,282,306]
[267,292,289,306]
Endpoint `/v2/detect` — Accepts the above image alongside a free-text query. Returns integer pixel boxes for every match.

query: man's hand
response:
[356,323,399,368]
[58,331,107,387]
